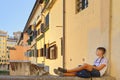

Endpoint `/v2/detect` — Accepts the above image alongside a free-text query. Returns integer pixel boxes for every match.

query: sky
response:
[0,0,35,36]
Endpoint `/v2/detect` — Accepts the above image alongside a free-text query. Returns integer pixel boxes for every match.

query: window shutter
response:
[53,45,57,59]
[41,23,44,33]
[48,44,57,60]
[40,48,44,57]
[44,44,47,56]
[39,0,44,4]
[45,13,49,27]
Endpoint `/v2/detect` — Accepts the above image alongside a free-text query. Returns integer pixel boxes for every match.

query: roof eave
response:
[23,0,41,32]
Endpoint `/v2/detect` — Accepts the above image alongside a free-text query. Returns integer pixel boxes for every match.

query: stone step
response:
[0,75,116,80]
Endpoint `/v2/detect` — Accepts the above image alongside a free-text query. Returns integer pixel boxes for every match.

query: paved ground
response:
[0,75,116,80]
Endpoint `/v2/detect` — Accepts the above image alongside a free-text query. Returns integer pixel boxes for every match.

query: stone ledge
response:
[0,75,116,80]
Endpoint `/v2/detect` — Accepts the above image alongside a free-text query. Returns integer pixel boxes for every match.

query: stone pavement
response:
[0,75,116,80]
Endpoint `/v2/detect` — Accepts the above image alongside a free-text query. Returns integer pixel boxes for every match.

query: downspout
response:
[41,13,46,65]
[108,0,112,75]
[63,0,66,68]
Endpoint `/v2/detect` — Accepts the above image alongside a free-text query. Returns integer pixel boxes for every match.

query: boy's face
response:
[96,50,104,57]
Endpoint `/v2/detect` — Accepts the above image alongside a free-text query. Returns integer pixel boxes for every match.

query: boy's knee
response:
[83,63,88,68]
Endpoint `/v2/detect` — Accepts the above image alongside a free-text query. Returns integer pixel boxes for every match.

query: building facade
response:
[0,30,9,71]
[15,0,120,79]
[7,38,17,48]
[9,45,30,76]
[13,31,21,40]
[64,0,120,80]
[7,32,21,72]
[23,0,63,75]
[9,32,30,76]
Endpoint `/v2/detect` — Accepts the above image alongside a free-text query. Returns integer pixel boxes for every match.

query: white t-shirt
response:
[93,57,108,76]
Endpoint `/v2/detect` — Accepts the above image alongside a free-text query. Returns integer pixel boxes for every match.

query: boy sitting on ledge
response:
[54,47,108,78]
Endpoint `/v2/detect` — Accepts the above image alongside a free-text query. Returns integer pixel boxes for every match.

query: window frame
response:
[47,44,57,60]
[76,0,88,13]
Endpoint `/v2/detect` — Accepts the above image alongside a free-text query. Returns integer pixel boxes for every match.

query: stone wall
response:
[0,75,115,80]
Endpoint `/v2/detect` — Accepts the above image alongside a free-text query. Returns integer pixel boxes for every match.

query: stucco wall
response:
[65,0,111,72]
[111,0,120,79]
[44,0,63,74]
[10,46,29,61]
[65,0,120,80]
[36,0,63,74]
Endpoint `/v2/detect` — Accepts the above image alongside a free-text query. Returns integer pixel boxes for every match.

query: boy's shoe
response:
[58,67,67,73]
[54,69,64,76]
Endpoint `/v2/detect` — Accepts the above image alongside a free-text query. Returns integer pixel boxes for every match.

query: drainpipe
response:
[41,13,46,65]
[63,0,66,68]
[108,0,112,75]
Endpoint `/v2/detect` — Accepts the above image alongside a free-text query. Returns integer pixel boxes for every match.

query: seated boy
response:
[54,47,108,77]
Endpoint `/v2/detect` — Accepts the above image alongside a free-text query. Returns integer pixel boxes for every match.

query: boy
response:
[54,47,108,77]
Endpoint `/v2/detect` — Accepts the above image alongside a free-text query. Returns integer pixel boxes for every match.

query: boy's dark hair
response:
[97,47,106,54]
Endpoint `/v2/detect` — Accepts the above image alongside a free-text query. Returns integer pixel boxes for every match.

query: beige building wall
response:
[23,0,63,75]
[44,0,63,74]
[36,38,44,64]
[21,0,120,79]
[36,0,63,74]
[111,0,120,79]
[65,0,120,79]
[0,35,7,64]
[0,31,8,70]
[26,2,42,64]
[65,0,110,68]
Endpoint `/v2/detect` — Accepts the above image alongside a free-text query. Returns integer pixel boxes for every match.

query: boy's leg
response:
[63,72,76,76]
[54,69,76,76]
[67,63,93,73]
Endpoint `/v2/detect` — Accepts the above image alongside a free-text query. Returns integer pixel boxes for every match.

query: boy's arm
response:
[93,64,106,71]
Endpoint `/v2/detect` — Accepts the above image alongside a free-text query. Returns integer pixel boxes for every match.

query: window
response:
[30,36,33,41]
[40,13,49,33]
[27,25,33,35]
[27,39,31,45]
[28,50,34,57]
[45,13,49,27]
[27,50,32,57]
[47,44,57,59]
[41,23,44,33]
[76,0,88,13]
[39,0,44,4]
[33,30,37,38]
[37,49,40,57]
